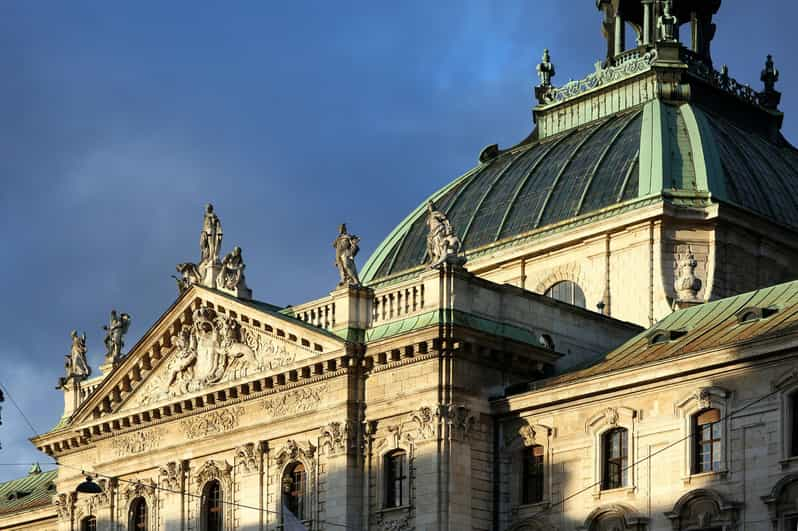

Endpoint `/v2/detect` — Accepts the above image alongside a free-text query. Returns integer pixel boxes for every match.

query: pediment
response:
[67,286,346,426]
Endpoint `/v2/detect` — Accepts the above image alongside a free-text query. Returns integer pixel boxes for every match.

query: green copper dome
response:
[361,99,798,284]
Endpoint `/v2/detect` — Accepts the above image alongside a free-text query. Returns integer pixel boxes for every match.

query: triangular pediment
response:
[66,286,346,428]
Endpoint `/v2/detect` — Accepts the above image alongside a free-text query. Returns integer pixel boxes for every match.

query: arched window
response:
[80,516,97,531]
[602,428,628,490]
[545,281,586,308]
[201,480,222,531]
[384,450,408,508]
[693,408,721,473]
[522,445,544,505]
[128,497,147,531]
[282,462,307,521]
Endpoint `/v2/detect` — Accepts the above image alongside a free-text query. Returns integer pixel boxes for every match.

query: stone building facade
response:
[3,1,798,530]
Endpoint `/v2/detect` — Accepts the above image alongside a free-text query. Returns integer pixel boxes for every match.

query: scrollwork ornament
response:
[159,461,184,491]
[235,443,258,474]
[319,421,356,456]
[605,407,619,426]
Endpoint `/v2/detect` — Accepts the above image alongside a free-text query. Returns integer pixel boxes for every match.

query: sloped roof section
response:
[543,280,798,386]
[0,468,56,516]
[362,108,644,281]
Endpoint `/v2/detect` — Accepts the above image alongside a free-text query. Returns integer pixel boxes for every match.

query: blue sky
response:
[0,1,796,480]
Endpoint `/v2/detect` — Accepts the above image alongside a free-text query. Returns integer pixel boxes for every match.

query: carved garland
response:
[111,429,163,457]
[180,406,244,440]
[262,385,327,418]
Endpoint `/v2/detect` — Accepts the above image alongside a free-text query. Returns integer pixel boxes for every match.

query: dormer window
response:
[737,306,778,324]
[648,329,688,346]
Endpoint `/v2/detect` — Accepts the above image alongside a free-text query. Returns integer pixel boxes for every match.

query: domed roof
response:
[361,100,798,284]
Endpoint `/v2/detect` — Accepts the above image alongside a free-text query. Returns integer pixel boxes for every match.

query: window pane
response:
[545,281,586,308]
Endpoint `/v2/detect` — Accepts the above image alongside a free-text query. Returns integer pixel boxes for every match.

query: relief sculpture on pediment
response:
[135,306,303,407]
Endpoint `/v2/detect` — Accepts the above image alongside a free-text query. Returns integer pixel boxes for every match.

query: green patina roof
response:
[541,279,798,387]
[0,468,56,516]
[362,100,798,283]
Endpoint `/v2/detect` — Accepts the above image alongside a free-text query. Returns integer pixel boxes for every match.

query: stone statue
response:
[333,224,361,288]
[216,246,247,291]
[674,247,702,300]
[762,55,779,93]
[536,48,555,87]
[425,201,464,269]
[103,310,131,364]
[174,262,202,294]
[59,330,90,387]
[657,0,678,42]
[200,203,223,266]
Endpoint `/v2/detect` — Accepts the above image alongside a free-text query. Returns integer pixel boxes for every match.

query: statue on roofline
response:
[425,201,465,269]
[200,203,223,267]
[58,330,90,388]
[103,309,131,364]
[333,224,361,288]
[217,246,247,291]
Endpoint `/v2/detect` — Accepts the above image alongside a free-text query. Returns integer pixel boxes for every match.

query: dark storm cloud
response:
[0,1,795,479]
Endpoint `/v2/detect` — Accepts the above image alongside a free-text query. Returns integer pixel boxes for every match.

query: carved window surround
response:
[500,419,555,525]
[586,406,638,500]
[271,440,317,527]
[673,386,730,483]
[119,478,158,531]
[191,460,234,531]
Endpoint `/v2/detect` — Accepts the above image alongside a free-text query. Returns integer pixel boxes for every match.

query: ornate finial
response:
[425,201,465,269]
[534,49,556,104]
[759,55,782,109]
[103,310,131,365]
[57,330,90,388]
[657,0,678,43]
[674,245,702,301]
[333,224,361,288]
[761,55,779,92]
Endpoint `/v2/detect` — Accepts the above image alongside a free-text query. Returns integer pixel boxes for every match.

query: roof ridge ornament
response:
[534,48,556,104]
[760,54,781,110]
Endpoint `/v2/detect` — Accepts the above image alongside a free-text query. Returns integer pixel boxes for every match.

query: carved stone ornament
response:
[262,385,327,418]
[111,428,162,456]
[320,421,356,456]
[425,201,466,269]
[194,459,232,489]
[235,443,259,474]
[138,306,301,406]
[333,224,361,288]
[216,245,252,299]
[180,407,244,440]
[159,461,185,491]
[58,330,90,388]
[54,492,74,521]
[274,439,316,467]
[694,389,712,410]
[519,424,537,447]
[122,478,156,502]
[674,246,702,301]
[103,309,131,365]
[442,404,476,441]
[409,406,439,441]
[605,407,619,427]
[376,512,412,531]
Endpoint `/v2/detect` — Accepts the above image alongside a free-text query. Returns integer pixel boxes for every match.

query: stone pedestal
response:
[200,262,221,289]
[330,285,373,340]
